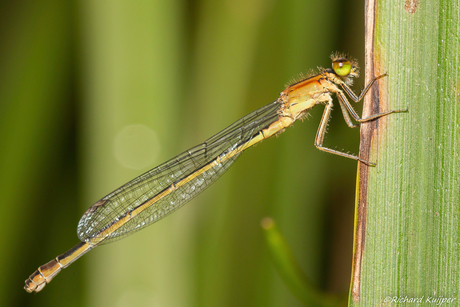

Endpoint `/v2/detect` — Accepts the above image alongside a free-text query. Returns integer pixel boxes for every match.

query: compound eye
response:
[332,59,351,77]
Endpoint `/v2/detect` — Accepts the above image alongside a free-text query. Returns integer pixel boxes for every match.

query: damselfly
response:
[24,53,406,293]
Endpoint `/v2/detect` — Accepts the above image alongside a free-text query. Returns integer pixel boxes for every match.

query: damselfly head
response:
[331,53,359,85]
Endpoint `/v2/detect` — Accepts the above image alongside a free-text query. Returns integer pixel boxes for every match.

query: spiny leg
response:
[336,90,407,128]
[324,74,408,164]
[314,99,375,166]
[336,95,357,128]
[341,74,387,102]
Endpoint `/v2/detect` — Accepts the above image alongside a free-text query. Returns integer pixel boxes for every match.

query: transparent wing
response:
[77,100,282,244]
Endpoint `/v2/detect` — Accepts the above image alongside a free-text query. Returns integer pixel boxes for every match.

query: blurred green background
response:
[0,0,365,306]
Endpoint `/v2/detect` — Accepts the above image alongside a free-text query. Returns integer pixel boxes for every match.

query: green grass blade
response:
[350,0,460,305]
[262,218,346,307]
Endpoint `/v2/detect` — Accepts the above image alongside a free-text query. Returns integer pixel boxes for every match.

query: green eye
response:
[332,59,351,77]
